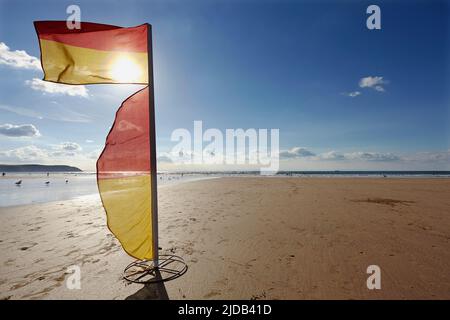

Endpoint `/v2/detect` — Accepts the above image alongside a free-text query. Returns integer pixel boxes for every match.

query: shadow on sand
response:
[125,270,169,300]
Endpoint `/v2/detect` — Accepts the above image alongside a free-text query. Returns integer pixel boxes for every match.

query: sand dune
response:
[1,177,449,299]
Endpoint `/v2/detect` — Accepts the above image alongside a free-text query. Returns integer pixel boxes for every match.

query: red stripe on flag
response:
[97,86,151,178]
[34,21,147,53]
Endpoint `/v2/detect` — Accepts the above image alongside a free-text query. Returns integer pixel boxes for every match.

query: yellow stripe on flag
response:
[97,175,153,260]
[39,39,148,84]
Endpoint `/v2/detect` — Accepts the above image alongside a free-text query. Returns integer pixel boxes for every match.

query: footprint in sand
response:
[19,242,37,251]
[214,278,229,286]
[204,290,221,299]
[63,231,77,239]
[4,259,15,266]
[87,258,100,264]
[250,291,267,300]
[182,246,194,256]
[97,269,109,275]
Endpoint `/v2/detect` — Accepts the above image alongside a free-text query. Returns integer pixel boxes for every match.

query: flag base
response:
[123,254,187,283]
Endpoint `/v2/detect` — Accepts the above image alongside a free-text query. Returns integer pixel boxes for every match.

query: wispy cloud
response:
[0,42,41,70]
[26,78,89,98]
[0,104,91,123]
[0,123,41,138]
[0,104,43,119]
[359,76,387,92]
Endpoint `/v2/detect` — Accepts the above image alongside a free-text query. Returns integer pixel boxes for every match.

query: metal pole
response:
[147,23,159,267]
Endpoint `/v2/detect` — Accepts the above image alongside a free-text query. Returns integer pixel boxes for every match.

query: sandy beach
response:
[1,177,449,300]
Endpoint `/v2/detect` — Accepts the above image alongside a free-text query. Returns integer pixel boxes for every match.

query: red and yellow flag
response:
[34,21,154,260]
[34,21,148,84]
[97,87,153,259]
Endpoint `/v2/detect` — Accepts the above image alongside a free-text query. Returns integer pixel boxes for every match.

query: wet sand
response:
[0,177,449,299]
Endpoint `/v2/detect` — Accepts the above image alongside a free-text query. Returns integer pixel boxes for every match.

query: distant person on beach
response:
[46,172,49,177]
[2,172,5,176]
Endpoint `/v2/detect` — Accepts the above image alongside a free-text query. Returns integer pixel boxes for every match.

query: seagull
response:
[15,180,22,185]
[45,181,50,185]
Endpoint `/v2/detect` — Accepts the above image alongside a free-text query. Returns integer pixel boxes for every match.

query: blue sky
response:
[0,0,449,171]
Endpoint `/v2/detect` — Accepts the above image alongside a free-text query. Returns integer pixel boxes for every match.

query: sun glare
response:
[110,56,142,83]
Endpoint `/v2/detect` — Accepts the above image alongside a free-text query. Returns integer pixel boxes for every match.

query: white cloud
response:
[85,139,94,143]
[59,142,82,152]
[157,155,173,163]
[359,76,387,92]
[0,144,190,170]
[47,142,82,157]
[319,150,346,160]
[26,78,89,98]
[280,147,315,159]
[0,144,95,170]
[0,123,40,137]
[87,149,101,160]
[342,76,387,97]
[374,85,384,92]
[0,42,41,70]
[283,147,400,162]
[403,150,450,162]
[346,151,399,162]
[0,145,48,162]
[346,91,361,97]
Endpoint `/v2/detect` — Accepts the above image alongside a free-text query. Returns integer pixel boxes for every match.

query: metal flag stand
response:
[124,254,188,283]
[123,23,187,284]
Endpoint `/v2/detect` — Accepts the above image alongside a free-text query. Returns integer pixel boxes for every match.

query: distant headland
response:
[0,164,82,172]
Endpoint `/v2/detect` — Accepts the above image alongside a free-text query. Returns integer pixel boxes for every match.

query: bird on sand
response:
[15,180,22,185]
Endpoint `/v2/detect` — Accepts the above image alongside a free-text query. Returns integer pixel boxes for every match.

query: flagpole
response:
[147,23,159,268]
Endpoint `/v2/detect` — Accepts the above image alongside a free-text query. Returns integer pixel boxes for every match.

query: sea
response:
[0,171,449,208]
